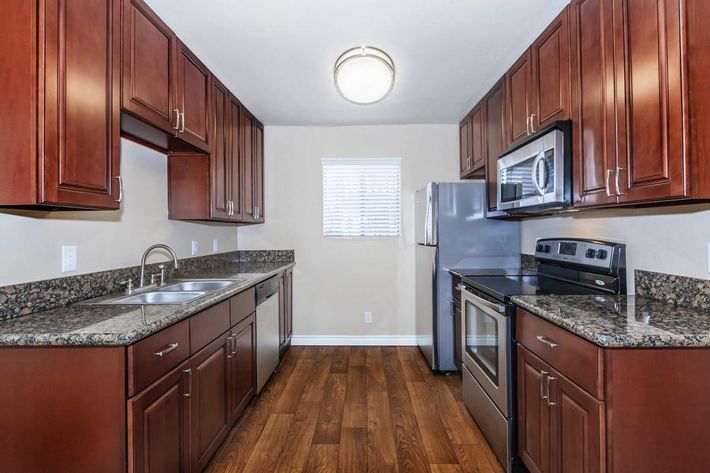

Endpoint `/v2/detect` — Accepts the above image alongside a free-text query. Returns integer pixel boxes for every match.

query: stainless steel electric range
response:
[456,238,627,472]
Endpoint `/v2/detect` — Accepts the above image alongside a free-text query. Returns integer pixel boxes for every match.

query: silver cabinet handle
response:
[540,370,549,401]
[154,343,179,357]
[231,332,237,356]
[450,300,454,317]
[182,368,192,398]
[457,284,465,291]
[536,335,559,348]
[545,375,557,406]
[526,116,531,136]
[227,201,232,216]
[605,169,614,197]
[530,113,536,133]
[173,109,180,130]
[115,176,124,203]
[179,111,185,133]
[226,335,234,358]
[615,167,625,196]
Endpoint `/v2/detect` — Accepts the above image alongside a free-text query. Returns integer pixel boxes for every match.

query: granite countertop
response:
[0,261,294,347]
[512,294,710,348]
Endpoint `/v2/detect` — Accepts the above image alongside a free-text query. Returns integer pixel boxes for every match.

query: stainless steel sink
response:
[80,278,245,306]
[160,280,236,292]
[117,291,206,305]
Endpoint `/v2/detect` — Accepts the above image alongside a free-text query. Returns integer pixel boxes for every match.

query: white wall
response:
[520,204,710,293]
[0,139,238,286]
[238,125,459,341]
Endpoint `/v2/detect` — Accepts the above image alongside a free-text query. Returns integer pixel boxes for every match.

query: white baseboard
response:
[291,335,417,346]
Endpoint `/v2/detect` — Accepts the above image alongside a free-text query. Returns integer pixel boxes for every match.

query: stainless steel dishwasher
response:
[255,277,280,393]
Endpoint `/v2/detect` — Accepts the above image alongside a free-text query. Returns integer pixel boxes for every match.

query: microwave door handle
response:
[532,152,546,196]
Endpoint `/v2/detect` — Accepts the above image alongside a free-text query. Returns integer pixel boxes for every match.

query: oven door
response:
[461,287,510,417]
[497,127,566,211]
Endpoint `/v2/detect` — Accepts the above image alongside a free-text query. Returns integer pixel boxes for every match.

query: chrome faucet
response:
[139,244,179,288]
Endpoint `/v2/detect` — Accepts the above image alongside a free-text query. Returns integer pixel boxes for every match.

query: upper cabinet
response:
[122,0,178,134]
[240,109,265,223]
[505,51,533,146]
[484,78,507,212]
[459,105,485,179]
[531,6,571,130]
[0,0,122,210]
[175,42,211,152]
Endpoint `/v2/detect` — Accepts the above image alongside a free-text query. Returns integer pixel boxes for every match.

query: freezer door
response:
[415,183,437,246]
[415,244,438,369]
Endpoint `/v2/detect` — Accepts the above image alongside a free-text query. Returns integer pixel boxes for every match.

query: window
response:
[322,158,401,237]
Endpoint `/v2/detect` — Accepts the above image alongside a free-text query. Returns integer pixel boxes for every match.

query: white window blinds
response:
[322,158,401,237]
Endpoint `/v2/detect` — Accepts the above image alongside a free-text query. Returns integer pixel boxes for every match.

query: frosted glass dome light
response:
[334,46,395,105]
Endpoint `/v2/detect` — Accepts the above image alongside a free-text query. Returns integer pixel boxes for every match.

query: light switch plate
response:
[364,311,373,324]
[191,240,198,256]
[61,246,77,273]
[213,239,219,253]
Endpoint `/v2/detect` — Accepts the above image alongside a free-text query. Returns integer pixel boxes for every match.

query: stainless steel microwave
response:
[497,120,571,212]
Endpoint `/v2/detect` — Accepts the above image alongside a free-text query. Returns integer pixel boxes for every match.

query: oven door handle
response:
[532,151,547,196]
[463,288,506,314]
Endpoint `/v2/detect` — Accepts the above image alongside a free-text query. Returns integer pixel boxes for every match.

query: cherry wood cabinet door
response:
[229,313,256,423]
[570,0,619,207]
[506,50,533,145]
[42,0,121,209]
[459,116,471,176]
[254,123,265,222]
[470,104,486,172]
[176,42,211,152]
[210,78,230,220]
[228,94,244,221]
[484,78,506,211]
[188,332,231,473]
[122,0,177,134]
[613,0,687,203]
[531,6,571,130]
[548,368,605,473]
[517,346,551,473]
[241,107,256,222]
[128,361,190,473]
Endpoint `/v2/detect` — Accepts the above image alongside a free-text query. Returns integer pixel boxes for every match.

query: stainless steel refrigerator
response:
[415,182,520,371]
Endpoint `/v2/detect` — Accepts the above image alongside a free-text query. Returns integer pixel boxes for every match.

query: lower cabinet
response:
[517,345,603,473]
[229,313,256,422]
[128,360,191,473]
[279,269,293,359]
[452,275,462,369]
[188,332,232,473]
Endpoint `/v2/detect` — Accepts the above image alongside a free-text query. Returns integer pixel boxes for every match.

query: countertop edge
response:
[0,262,295,348]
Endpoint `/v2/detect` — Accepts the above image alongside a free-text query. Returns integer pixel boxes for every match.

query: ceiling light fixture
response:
[334,46,395,105]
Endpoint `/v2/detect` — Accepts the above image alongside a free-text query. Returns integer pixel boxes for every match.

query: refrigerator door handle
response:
[425,190,432,245]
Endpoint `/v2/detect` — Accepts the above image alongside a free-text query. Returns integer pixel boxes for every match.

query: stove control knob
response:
[596,249,608,260]
[536,244,544,253]
[585,249,596,258]
[543,245,551,253]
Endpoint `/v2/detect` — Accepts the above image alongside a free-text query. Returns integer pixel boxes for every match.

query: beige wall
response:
[238,125,459,342]
[520,204,710,293]
[0,139,238,286]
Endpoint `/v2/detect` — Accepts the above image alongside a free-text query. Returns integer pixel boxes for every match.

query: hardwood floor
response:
[206,346,504,473]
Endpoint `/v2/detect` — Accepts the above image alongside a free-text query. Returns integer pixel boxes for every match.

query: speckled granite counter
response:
[0,261,294,347]
[512,294,710,348]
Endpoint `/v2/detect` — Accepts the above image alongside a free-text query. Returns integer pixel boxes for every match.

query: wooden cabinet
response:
[459,118,470,176]
[279,269,293,359]
[175,42,211,152]
[254,123,265,222]
[229,313,256,422]
[210,78,231,220]
[128,361,190,473]
[517,346,551,473]
[228,95,245,221]
[506,51,533,145]
[451,275,462,369]
[0,0,122,210]
[484,78,507,211]
[531,6,571,130]
[122,0,178,134]
[188,332,232,473]
[460,106,485,178]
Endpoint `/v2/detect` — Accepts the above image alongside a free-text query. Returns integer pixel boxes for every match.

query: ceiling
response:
[145,0,568,126]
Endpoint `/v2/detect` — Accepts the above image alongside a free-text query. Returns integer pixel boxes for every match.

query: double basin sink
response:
[82,279,245,306]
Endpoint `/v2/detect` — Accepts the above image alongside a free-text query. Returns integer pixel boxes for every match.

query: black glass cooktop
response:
[460,274,604,303]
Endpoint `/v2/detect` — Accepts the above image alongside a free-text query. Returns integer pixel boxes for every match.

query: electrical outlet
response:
[191,240,198,256]
[61,246,77,273]
[707,242,710,273]
[213,239,219,253]
[364,311,373,324]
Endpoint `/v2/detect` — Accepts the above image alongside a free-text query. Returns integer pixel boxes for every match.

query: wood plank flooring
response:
[206,346,504,473]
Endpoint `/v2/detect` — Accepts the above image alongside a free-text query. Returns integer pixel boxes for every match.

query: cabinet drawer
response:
[190,300,231,354]
[516,308,604,399]
[128,319,190,396]
[230,288,255,326]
